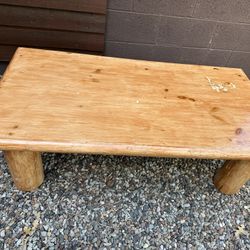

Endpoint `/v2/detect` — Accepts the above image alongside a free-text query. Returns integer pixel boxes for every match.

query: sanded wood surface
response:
[1,48,250,159]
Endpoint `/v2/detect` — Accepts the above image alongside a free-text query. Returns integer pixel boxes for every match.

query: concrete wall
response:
[105,0,250,77]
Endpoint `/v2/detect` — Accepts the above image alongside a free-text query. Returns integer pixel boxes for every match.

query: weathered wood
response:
[0,5,106,34]
[0,26,104,52]
[0,48,250,160]
[0,0,107,14]
[0,0,107,61]
[3,150,44,191]
[214,160,250,194]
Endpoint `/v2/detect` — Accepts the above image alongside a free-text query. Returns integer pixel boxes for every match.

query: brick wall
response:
[105,0,250,77]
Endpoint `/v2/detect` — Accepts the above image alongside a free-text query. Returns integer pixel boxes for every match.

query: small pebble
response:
[41,231,47,237]
[0,230,5,238]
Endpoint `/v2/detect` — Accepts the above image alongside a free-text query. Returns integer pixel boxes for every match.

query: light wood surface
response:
[214,160,250,194]
[4,150,44,191]
[1,48,250,159]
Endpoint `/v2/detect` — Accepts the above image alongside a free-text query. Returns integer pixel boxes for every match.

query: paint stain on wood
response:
[177,96,196,102]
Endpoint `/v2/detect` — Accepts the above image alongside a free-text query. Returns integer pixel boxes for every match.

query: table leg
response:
[214,160,250,194]
[4,150,44,191]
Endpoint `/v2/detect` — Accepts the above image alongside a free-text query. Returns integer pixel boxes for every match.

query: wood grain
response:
[4,150,44,191]
[214,160,250,194]
[1,48,250,159]
[0,26,104,52]
[0,5,106,34]
[0,1,107,61]
[0,0,107,14]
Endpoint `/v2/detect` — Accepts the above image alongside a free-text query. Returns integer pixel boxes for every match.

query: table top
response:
[0,47,250,159]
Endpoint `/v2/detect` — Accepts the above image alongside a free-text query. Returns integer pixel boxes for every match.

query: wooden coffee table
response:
[0,48,249,193]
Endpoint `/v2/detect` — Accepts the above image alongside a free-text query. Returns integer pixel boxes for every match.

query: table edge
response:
[0,139,250,160]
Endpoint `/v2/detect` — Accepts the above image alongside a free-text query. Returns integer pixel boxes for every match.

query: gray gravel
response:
[0,151,249,249]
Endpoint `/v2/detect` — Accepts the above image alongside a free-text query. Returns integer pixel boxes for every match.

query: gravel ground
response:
[0,151,249,249]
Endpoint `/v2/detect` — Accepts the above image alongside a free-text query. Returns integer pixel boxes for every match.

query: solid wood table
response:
[0,48,250,193]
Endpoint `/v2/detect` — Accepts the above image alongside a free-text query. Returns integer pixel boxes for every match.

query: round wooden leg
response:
[214,160,250,195]
[4,150,44,191]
